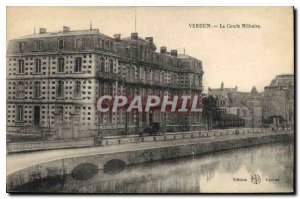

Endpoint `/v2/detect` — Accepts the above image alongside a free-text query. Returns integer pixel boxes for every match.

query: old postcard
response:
[6,7,294,193]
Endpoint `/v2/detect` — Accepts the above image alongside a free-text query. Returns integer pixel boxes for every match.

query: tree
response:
[202,96,221,130]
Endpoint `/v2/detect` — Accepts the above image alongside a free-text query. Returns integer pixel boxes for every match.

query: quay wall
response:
[7,132,293,191]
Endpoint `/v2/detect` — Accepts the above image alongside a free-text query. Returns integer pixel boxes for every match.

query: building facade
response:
[208,83,262,128]
[6,27,204,139]
[262,74,294,128]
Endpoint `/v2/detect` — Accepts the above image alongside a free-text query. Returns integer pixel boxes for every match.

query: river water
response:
[15,141,294,193]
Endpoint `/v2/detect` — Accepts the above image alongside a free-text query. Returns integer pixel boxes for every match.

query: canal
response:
[14,141,294,193]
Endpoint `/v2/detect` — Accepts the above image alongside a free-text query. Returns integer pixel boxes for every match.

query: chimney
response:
[160,46,167,54]
[39,28,47,34]
[114,34,121,41]
[145,37,153,43]
[63,26,70,32]
[171,50,178,57]
[131,32,138,39]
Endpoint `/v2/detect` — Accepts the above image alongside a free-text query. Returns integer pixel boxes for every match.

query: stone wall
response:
[7,132,293,191]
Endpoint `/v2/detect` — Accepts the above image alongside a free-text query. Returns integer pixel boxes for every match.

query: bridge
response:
[7,128,293,191]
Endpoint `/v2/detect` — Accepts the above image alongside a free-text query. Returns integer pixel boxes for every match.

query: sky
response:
[6,7,294,92]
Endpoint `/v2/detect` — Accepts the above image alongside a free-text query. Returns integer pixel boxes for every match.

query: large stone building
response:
[208,82,262,128]
[262,74,294,128]
[6,26,204,139]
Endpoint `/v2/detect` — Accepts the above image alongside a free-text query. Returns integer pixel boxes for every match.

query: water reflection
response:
[15,142,294,193]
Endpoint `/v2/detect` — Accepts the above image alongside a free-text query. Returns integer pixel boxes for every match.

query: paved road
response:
[6,131,286,175]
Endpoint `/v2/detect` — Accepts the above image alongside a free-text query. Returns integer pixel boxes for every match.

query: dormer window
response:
[58,39,65,49]
[110,41,114,51]
[35,40,42,51]
[75,39,83,49]
[19,42,25,52]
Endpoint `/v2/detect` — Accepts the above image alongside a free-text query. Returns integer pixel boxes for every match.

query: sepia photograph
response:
[5,6,294,194]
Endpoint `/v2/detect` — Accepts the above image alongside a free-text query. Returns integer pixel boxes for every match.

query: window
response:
[97,38,101,49]
[58,40,65,49]
[19,42,25,52]
[35,40,42,51]
[57,81,64,98]
[18,60,25,74]
[57,106,64,114]
[100,58,105,72]
[58,58,65,73]
[16,82,25,98]
[75,39,83,49]
[34,81,41,98]
[110,41,114,51]
[16,105,23,122]
[75,106,80,114]
[109,59,113,72]
[74,57,82,72]
[35,59,41,73]
[105,41,109,49]
[74,81,81,97]
[101,39,104,49]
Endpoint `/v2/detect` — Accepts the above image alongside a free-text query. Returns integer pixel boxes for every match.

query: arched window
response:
[34,81,41,98]
[16,105,23,122]
[35,59,41,73]
[75,39,83,49]
[57,81,64,98]
[17,82,25,98]
[18,60,24,74]
[100,58,105,72]
[74,81,81,97]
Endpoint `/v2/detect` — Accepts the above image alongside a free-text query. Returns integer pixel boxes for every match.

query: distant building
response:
[6,26,204,139]
[208,82,262,128]
[262,74,294,128]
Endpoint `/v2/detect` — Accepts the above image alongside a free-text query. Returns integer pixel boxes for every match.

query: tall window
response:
[109,59,113,72]
[74,57,82,72]
[16,82,25,98]
[19,42,24,52]
[58,58,65,73]
[97,38,101,49]
[35,40,42,51]
[101,39,104,49]
[34,81,41,98]
[100,58,105,72]
[18,60,25,74]
[16,105,23,122]
[110,41,114,51]
[58,39,65,49]
[57,81,64,98]
[56,106,64,122]
[74,81,81,97]
[35,59,41,73]
[75,39,83,49]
